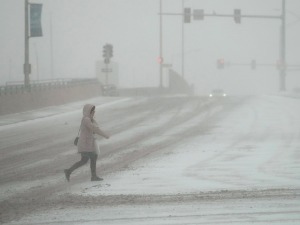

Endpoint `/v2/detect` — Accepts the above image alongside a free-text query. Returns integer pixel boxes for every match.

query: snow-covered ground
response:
[1,95,300,224]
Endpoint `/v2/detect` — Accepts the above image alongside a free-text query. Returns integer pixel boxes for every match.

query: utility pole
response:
[24,0,30,89]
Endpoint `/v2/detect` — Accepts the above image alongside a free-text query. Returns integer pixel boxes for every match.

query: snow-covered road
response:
[1,95,299,224]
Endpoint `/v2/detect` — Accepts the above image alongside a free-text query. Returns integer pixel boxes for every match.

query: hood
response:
[82,104,95,118]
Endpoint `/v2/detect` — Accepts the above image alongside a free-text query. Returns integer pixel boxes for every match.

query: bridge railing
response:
[0,78,99,96]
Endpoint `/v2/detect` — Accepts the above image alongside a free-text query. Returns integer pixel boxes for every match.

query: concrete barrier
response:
[0,83,102,115]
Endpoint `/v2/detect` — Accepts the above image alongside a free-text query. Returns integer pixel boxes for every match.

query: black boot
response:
[91,175,103,181]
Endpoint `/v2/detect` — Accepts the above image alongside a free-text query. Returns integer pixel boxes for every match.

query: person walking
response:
[64,104,109,182]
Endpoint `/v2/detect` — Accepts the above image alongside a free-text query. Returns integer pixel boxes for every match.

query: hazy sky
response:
[1,0,299,94]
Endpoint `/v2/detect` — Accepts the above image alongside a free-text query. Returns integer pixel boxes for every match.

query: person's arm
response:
[97,128,110,139]
[83,117,110,139]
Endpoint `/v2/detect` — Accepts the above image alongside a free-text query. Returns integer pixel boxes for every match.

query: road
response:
[0,95,299,224]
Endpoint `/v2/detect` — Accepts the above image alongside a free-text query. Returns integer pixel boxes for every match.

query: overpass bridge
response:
[0,70,193,115]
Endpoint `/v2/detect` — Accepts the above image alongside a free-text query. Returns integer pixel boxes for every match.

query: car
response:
[209,88,227,98]
[102,84,119,96]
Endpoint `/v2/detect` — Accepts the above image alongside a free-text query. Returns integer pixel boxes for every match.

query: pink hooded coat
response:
[77,104,105,153]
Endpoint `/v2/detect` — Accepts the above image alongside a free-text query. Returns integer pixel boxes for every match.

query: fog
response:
[1,0,300,95]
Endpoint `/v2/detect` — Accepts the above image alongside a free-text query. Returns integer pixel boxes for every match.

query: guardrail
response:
[0,78,99,96]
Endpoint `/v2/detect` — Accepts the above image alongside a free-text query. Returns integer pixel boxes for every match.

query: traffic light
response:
[103,45,108,58]
[276,60,281,70]
[106,44,113,57]
[103,44,113,63]
[157,56,163,64]
[276,60,285,70]
[103,44,113,57]
[234,9,241,23]
[217,58,225,69]
[184,8,191,23]
[251,60,256,70]
[193,9,204,20]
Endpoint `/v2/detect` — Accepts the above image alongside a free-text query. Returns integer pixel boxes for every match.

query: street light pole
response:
[24,0,30,88]
[50,12,54,79]
[34,43,39,81]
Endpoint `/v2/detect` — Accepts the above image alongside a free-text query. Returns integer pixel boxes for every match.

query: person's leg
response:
[90,153,102,181]
[64,153,89,181]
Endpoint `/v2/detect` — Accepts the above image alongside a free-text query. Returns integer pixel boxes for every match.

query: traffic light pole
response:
[105,63,108,85]
[280,0,286,91]
[159,0,163,89]
[181,0,185,79]
[161,12,281,20]
[159,0,287,91]
[102,43,113,86]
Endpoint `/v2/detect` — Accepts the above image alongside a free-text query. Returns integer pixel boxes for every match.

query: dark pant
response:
[68,152,98,177]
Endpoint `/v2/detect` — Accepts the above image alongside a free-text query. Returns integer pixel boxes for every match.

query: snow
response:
[63,96,300,197]
[3,95,300,224]
[7,198,300,225]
